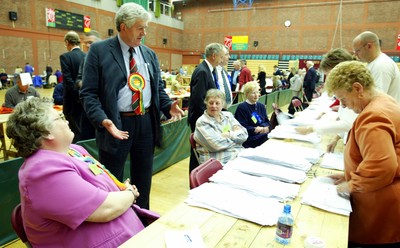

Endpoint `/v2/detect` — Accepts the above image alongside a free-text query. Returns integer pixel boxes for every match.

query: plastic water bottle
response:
[275,204,294,245]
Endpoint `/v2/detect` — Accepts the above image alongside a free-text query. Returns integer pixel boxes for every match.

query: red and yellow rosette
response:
[128,72,146,114]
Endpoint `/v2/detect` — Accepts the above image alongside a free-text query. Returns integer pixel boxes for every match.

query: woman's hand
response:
[221,131,230,138]
[336,181,351,199]
[255,126,269,134]
[124,178,140,203]
[329,173,345,185]
[326,135,341,153]
[295,126,313,135]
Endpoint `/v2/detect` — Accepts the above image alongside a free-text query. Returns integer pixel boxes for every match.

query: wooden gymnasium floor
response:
[0,87,190,247]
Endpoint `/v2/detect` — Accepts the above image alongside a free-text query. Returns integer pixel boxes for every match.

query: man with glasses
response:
[352,31,400,102]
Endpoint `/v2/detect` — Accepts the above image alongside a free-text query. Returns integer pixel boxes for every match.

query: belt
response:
[120,108,150,117]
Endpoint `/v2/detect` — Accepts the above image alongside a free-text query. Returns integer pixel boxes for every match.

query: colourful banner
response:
[397,34,400,51]
[225,36,248,51]
[46,8,56,28]
[84,15,91,32]
[224,36,232,50]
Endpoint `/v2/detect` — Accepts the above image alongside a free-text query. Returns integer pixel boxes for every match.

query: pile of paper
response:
[268,125,322,144]
[301,177,352,216]
[186,183,283,226]
[239,145,315,172]
[224,157,307,183]
[209,169,300,201]
[320,153,344,171]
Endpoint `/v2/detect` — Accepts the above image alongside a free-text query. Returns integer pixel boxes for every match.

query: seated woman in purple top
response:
[234,81,271,148]
[6,97,145,247]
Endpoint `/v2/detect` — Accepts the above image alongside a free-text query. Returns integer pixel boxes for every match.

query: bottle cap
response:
[283,204,291,213]
[304,236,325,248]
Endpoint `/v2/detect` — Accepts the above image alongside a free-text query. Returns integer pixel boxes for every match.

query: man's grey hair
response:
[64,31,80,45]
[115,2,151,32]
[204,43,224,58]
[84,30,101,41]
[233,60,240,66]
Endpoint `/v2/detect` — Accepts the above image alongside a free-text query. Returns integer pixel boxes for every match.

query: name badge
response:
[89,164,103,176]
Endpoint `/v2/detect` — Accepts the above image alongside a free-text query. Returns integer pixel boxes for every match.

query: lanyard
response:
[68,147,127,190]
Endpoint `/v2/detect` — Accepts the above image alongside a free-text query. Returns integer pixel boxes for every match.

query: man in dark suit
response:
[303,61,318,102]
[188,42,224,172]
[80,3,183,209]
[273,65,283,76]
[75,30,102,141]
[60,31,86,142]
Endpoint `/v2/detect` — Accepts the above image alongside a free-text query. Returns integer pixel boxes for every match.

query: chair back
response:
[11,203,31,246]
[190,158,223,189]
[189,133,200,164]
[291,98,303,111]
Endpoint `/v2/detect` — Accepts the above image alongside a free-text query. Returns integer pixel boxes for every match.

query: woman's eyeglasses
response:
[54,113,66,122]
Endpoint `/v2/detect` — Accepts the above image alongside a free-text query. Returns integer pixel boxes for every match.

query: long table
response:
[120,138,349,247]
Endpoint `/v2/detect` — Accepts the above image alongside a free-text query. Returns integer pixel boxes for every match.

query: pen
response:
[184,234,192,243]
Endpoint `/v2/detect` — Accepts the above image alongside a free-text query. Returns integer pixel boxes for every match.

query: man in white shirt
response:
[216,46,233,109]
[353,31,400,103]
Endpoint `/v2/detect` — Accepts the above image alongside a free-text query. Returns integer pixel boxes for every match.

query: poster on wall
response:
[224,36,232,50]
[397,34,400,51]
[46,8,90,32]
[225,36,248,51]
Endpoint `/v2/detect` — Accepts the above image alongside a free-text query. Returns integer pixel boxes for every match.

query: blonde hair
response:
[258,64,266,73]
[243,81,260,95]
[325,61,375,96]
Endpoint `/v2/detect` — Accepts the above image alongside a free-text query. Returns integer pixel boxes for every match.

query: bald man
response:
[353,31,400,103]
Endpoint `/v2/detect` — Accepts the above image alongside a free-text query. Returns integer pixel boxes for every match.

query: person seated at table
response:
[0,68,8,88]
[6,97,145,247]
[324,61,400,247]
[234,81,271,148]
[4,73,40,108]
[169,76,184,93]
[52,81,63,105]
[194,89,248,164]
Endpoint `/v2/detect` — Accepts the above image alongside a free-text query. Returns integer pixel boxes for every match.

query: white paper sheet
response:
[224,157,307,183]
[186,183,283,226]
[320,153,344,171]
[210,169,300,201]
[301,177,352,216]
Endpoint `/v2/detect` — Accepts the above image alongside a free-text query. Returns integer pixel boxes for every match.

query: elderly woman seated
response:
[6,97,146,247]
[194,89,248,164]
[234,81,271,148]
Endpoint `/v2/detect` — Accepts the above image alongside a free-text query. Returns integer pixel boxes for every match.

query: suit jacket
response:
[80,36,172,154]
[60,48,86,115]
[188,60,217,131]
[303,67,318,90]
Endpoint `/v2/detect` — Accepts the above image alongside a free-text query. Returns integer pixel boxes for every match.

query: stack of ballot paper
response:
[320,153,344,171]
[186,183,283,226]
[241,141,323,165]
[239,146,314,172]
[209,169,300,201]
[268,125,322,144]
[224,157,307,183]
[301,177,352,216]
